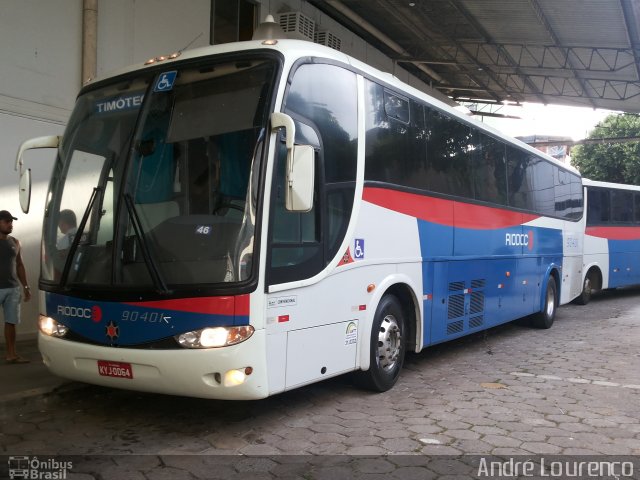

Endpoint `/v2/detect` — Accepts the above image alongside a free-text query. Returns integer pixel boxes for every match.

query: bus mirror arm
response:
[15,135,61,173]
[14,135,61,214]
[270,112,295,150]
[270,112,315,212]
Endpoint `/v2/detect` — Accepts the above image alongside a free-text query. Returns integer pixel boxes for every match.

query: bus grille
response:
[446,277,486,335]
[469,315,484,329]
[470,291,485,314]
[447,320,464,335]
[448,294,465,319]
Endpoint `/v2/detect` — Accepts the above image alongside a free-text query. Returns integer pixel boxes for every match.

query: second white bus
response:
[576,178,640,304]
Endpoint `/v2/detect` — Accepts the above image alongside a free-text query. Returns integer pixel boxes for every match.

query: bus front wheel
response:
[531,276,557,329]
[356,294,406,392]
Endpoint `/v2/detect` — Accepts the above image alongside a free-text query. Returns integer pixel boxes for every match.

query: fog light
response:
[224,368,252,387]
[38,315,69,337]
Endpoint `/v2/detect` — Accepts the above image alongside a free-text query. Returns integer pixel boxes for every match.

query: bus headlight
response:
[38,315,69,338]
[176,325,254,349]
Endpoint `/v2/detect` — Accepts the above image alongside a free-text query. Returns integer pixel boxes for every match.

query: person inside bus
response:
[209,131,251,215]
[56,209,77,251]
[475,150,505,204]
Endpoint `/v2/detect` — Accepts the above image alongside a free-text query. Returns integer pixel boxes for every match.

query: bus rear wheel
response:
[531,275,557,329]
[574,271,594,305]
[356,294,406,392]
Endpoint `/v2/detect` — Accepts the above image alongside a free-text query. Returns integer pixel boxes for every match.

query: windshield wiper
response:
[60,187,102,289]
[123,193,172,295]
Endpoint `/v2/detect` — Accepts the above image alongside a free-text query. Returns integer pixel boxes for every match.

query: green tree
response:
[572,113,640,184]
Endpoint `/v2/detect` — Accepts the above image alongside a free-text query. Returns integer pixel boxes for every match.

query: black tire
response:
[356,294,406,392]
[574,271,593,305]
[531,275,557,329]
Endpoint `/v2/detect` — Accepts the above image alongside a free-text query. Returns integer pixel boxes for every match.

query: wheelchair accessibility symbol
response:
[154,71,177,92]
[354,239,365,259]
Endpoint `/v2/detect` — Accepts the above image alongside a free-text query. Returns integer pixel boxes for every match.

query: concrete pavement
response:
[1,290,640,479]
[1,337,73,402]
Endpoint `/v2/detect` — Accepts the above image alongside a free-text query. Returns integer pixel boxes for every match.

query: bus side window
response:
[587,188,610,225]
[425,109,473,198]
[570,173,583,219]
[611,190,633,223]
[364,81,414,188]
[268,63,357,286]
[554,166,572,218]
[473,132,507,205]
[268,132,322,280]
[506,146,530,210]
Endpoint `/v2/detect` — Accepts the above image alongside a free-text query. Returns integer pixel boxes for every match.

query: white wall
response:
[0,0,80,339]
[97,0,211,77]
[0,0,211,338]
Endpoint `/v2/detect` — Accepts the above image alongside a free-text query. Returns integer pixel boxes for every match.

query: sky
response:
[477,102,614,141]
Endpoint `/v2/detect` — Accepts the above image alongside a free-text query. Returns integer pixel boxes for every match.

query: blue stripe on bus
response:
[46,293,249,346]
[417,219,562,346]
[607,240,640,288]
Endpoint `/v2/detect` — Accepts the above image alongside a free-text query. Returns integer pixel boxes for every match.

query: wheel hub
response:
[377,314,402,372]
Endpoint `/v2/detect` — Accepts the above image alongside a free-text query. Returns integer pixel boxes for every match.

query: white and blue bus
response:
[576,178,640,304]
[17,38,583,399]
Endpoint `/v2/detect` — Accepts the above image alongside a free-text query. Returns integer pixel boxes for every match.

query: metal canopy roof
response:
[308,0,640,112]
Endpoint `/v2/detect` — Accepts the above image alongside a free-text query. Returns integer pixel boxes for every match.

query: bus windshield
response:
[42,56,277,292]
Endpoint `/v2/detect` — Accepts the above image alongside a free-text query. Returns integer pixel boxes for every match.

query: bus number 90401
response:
[121,310,171,324]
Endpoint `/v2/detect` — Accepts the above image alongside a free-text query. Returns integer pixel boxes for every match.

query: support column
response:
[82,0,98,85]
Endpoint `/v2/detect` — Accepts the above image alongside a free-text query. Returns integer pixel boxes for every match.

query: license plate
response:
[97,360,133,379]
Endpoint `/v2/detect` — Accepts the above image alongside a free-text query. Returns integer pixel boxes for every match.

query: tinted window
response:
[554,167,572,218]
[269,63,358,285]
[285,64,357,183]
[506,146,530,210]
[635,194,640,223]
[570,174,584,219]
[587,188,610,224]
[473,132,507,205]
[425,109,474,198]
[365,81,414,186]
[269,139,322,280]
[527,156,555,216]
[611,190,633,223]
[364,81,581,219]
[403,101,428,190]
[384,91,410,123]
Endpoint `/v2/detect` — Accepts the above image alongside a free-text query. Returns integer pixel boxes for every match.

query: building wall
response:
[0,0,450,338]
[0,0,210,338]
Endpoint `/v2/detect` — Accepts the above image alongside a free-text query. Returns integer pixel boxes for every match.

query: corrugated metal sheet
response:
[310,0,640,112]
[540,0,629,48]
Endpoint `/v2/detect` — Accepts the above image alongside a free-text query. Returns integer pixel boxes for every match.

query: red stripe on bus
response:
[586,226,640,240]
[363,187,538,229]
[125,294,250,316]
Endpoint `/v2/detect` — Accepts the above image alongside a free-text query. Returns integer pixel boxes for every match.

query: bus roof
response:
[583,178,640,191]
[86,38,578,175]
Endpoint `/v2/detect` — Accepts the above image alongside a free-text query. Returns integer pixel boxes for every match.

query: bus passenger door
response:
[265,63,360,393]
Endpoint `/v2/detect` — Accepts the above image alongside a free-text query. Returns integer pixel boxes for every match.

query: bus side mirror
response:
[15,135,61,213]
[18,169,32,214]
[287,145,315,212]
[270,113,315,212]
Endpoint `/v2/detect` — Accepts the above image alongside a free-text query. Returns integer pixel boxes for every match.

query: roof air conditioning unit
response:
[314,30,342,51]
[278,12,315,41]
